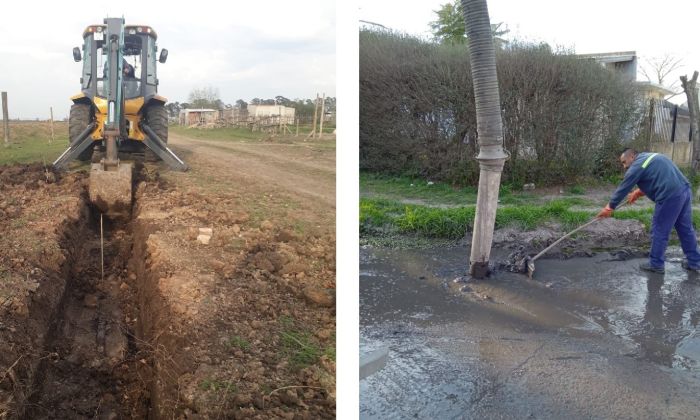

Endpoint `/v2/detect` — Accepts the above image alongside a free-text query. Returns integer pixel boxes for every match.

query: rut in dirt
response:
[24,189,150,419]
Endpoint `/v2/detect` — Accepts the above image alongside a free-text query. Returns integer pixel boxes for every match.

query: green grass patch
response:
[397,205,476,237]
[360,198,406,228]
[359,197,680,239]
[360,172,478,205]
[199,378,237,393]
[170,125,266,141]
[0,121,71,165]
[226,335,251,350]
[278,316,331,370]
[567,185,586,195]
[360,172,594,207]
[614,207,655,229]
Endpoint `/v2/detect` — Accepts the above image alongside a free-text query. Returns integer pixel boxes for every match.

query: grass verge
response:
[170,125,266,141]
[360,172,593,207]
[360,197,698,239]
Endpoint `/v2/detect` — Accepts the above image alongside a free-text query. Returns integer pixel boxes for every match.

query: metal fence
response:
[647,98,692,143]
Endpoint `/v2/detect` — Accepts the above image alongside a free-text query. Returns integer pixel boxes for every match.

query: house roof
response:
[576,51,636,63]
[180,108,217,113]
[637,81,675,97]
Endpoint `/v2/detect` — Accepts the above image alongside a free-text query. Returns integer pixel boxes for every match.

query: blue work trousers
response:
[650,185,700,268]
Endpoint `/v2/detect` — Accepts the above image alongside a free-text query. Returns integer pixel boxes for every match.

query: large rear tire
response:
[144,104,168,162]
[68,103,95,161]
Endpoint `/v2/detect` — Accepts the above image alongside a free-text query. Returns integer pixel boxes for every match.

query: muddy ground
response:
[360,220,700,418]
[0,131,335,418]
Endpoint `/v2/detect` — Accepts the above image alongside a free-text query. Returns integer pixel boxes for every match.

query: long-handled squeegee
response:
[521,200,628,279]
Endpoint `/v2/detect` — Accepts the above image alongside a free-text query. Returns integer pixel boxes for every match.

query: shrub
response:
[360,29,643,186]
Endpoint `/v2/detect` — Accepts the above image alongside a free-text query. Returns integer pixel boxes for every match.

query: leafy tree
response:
[429,0,509,47]
[324,97,336,114]
[250,98,262,105]
[164,101,181,119]
[188,86,222,109]
[275,95,292,106]
[235,99,248,110]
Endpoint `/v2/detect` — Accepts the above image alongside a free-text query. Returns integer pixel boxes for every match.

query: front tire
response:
[68,103,95,161]
[143,104,168,162]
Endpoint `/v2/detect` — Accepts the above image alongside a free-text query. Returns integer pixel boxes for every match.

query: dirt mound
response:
[0,163,59,189]
[490,218,649,273]
[0,166,86,417]
[126,173,336,418]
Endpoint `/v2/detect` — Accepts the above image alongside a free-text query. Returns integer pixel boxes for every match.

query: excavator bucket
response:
[88,162,133,219]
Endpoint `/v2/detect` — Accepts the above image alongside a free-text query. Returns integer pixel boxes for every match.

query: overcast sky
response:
[359,0,700,104]
[0,0,335,119]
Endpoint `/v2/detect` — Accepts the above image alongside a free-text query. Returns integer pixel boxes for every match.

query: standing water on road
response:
[360,244,700,418]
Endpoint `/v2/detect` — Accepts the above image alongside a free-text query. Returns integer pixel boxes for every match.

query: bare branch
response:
[641,53,684,86]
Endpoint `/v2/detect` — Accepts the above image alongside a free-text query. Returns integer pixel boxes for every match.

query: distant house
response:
[220,107,247,123]
[179,109,218,126]
[637,81,675,101]
[248,105,295,124]
[577,51,638,82]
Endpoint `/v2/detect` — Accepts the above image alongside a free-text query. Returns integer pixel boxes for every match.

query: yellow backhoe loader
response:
[54,17,187,218]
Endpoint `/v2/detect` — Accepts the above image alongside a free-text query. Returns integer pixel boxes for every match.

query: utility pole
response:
[318,93,326,139]
[461,0,509,278]
[2,92,9,147]
[49,107,55,143]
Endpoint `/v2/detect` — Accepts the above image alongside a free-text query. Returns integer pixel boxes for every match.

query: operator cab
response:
[73,25,168,101]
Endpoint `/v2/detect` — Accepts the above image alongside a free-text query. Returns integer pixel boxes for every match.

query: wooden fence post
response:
[49,107,55,144]
[318,93,326,139]
[295,117,299,137]
[2,92,9,147]
[307,93,319,139]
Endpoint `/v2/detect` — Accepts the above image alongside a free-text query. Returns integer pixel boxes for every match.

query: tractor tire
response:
[68,103,95,161]
[144,104,168,162]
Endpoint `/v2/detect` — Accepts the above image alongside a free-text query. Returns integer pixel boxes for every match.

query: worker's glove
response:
[627,188,645,204]
[597,204,614,218]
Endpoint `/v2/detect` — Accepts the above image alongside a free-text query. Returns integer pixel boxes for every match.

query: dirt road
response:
[0,130,336,418]
[170,132,335,217]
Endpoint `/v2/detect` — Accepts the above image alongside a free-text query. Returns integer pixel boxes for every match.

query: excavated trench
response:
[22,176,153,419]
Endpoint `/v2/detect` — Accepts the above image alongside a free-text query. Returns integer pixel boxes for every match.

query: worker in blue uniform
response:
[597,148,700,274]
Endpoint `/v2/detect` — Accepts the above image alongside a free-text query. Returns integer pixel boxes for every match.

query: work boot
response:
[639,262,665,274]
[682,261,700,272]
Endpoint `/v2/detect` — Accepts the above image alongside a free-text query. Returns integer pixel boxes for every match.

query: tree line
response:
[165,87,336,121]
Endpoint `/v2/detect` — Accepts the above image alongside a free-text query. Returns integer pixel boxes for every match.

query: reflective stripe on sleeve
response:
[642,153,658,169]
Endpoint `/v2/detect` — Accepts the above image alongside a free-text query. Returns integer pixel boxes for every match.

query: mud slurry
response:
[360,244,700,418]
